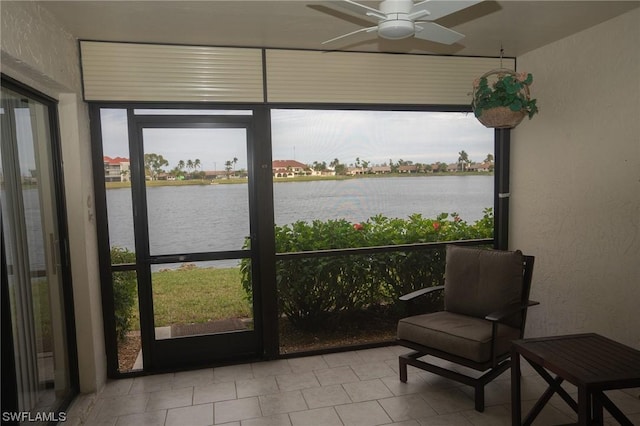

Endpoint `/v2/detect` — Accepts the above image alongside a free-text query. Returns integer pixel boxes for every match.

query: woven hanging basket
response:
[472,68,531,129]
[476,107,526,129]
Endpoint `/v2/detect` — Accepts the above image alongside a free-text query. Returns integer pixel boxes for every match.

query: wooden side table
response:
[511,333,640,426]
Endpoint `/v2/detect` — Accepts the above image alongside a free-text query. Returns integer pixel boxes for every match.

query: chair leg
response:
[475,384,485,412]
[399,356,408,383]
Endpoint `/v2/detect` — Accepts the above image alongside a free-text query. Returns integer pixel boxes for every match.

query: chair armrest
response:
[485,300,539,322]
[399,285,445,302]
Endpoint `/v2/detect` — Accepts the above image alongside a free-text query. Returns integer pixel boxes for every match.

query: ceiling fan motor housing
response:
[378,15,415,39]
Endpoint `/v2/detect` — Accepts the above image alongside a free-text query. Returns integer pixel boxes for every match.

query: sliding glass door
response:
[1,79,77,418]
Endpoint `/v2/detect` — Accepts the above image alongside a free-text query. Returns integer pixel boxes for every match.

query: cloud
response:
[271,109,492,165]
[99,108,494,170]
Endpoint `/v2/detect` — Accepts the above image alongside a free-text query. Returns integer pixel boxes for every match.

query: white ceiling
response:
[39,1,639,57]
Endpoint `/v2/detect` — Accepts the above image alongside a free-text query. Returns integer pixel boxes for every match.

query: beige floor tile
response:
[145,386,194,411]
[388,346,414,356]
[350,361,396,381]
[621,387,640,399]
[100,379,134,398]
[173,368,215,389]
[259,390,308,416]
[287,355,329,373]
[252,360,293,378]
[236,376,279,398]
[193,381,237,405]
[421,388,474,415]
[459,404,510,426]
[381,375,432,397]
[166,403,214,426]
[335,400,392,426]
[322,351,365,368]
[355,347,397,363]
[129,373,174,394]
[388,420,421,426]
[342,379,394,402]
[314,366,360,386]
[276,372,321,392]
[115,409,167,426]
[302,384,352,409]
[96,393,150,418]
[76,347,640,426]
[378,394,437,422]
[417,413,473,425]
[214,364,254,383]
[81,417,117,426]
[214,397,261,424]
[289,407,343,426]
[241,413,292,426]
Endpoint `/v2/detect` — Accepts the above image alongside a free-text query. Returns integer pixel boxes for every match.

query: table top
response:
[512,333,640,390]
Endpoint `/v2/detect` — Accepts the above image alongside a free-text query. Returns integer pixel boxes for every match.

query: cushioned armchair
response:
[396,245,537,412]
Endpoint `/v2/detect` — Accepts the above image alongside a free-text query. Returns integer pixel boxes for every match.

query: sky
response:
[100,109,493,172]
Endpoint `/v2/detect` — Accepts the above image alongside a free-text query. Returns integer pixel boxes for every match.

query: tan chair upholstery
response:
[396,245,536,412]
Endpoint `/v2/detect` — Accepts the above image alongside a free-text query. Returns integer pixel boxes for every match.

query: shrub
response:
[241,209,494,329]
[110,247,137,342]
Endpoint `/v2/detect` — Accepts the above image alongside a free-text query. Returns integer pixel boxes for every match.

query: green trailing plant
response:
[240,209,494,329]
[110,247,137,342]
[473,71,539,119]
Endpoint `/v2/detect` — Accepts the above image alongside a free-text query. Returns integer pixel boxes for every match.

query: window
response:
[271,109,495,353]
[271,109,494,231]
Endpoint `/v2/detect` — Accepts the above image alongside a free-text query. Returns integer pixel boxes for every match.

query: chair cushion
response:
[444,246,524,327]
[397,311,520,364]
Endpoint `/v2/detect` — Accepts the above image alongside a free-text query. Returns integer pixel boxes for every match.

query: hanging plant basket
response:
[475,106,526,129]
[471,68,538,129]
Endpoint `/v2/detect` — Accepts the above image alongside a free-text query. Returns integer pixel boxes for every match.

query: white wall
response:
[511,9,640,348]
[1,2,106,392]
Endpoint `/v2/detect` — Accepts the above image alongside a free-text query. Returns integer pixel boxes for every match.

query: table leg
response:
[577,386,591,426]
[592,391,603,425]
[511,349,522,425]
[595,391,635,426]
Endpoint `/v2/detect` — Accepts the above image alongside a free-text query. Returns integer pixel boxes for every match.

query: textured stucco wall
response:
[511,8,640,348]
[1,1,106,393]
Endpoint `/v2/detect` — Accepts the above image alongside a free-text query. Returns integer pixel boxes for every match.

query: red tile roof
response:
[272,160,308,169]
[103,156,129,164]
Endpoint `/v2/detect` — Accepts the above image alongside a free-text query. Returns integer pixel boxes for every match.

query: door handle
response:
[49,233,59,275]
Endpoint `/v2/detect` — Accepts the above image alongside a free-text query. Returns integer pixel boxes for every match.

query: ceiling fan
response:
[322,0,482,45]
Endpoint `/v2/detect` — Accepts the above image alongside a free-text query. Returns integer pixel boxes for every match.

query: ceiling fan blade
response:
[322,25,379,44]
[328,0,385,21]
[412,0,482,21]
[414,22,465,45]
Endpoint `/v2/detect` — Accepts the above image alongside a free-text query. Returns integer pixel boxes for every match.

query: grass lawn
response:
[135,266,252,327]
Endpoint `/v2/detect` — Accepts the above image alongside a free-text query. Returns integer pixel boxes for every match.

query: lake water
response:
[106,176,493,257]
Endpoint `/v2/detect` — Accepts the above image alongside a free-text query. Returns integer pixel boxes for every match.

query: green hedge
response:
[110,247,137,342]
[241,209,493,329]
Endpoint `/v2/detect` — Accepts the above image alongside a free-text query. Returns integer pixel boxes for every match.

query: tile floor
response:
[66,345,640,425]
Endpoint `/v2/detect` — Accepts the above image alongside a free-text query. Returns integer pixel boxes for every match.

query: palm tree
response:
[484,154,494,163]
[224,160,233,179]
[193,159,201,179]
[458,150,470,172]
[232,157,238,172]
[177,160,185,170]
[186,159,194,178]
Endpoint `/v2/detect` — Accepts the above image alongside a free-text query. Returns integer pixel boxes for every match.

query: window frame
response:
[89,102,508,376]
